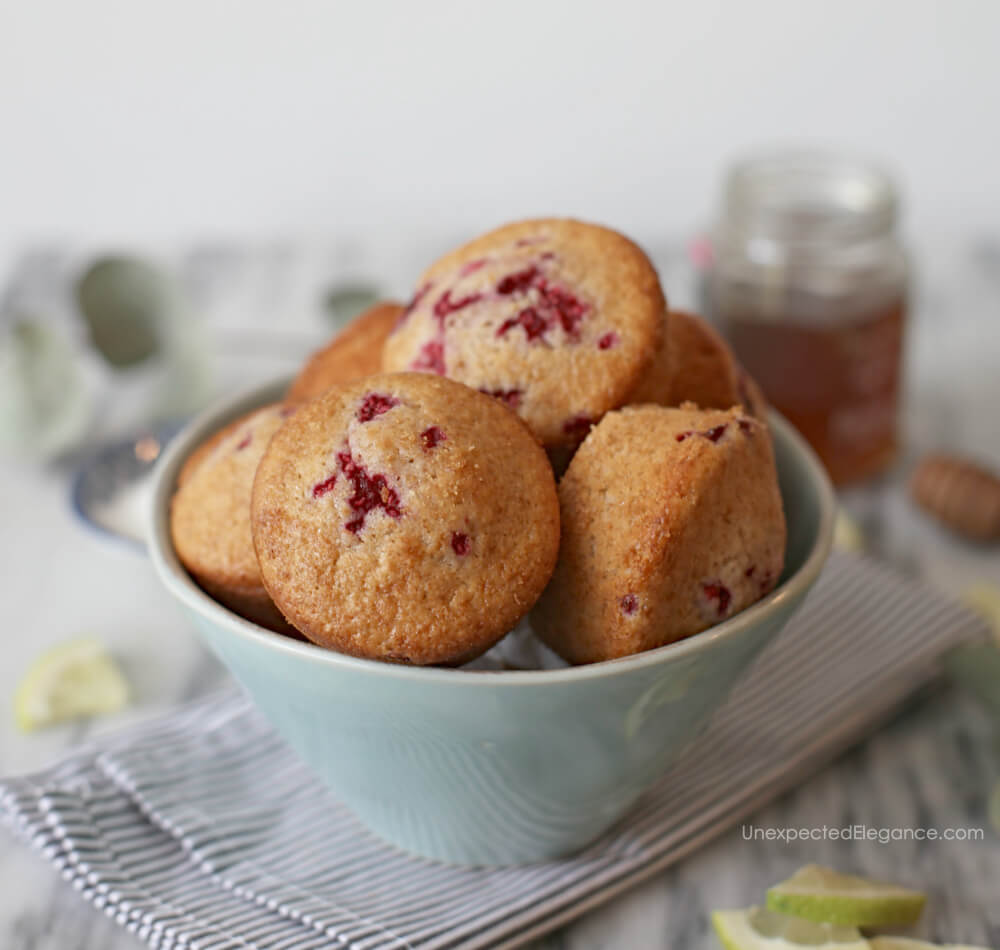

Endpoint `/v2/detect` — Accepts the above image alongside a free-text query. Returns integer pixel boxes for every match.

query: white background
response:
[2,0,998,261]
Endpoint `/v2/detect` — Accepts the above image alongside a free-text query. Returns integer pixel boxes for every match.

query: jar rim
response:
[722,149,899,244]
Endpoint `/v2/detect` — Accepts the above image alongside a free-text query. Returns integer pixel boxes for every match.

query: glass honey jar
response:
[707,151,908,485]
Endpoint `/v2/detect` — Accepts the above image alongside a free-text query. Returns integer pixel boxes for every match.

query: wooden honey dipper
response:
[909,453,1000,542]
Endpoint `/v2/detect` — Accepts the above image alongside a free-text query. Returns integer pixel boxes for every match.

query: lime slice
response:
[962,583,1000,643]
[767,865,926,927]
[14,637,129,731]
[870,938,992,950]
[0,318,93,461]
[712,907,869,950]
[833,508,866,553]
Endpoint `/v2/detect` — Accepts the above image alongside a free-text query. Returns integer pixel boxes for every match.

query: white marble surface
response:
[1,240,999,948]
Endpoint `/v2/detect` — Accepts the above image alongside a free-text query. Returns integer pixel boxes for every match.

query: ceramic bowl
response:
[148,378,834,866]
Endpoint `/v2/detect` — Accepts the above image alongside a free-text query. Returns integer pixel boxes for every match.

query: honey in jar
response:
[708,151,908,485]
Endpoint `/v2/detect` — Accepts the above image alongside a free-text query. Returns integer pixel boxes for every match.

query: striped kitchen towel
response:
[0,553,990,950]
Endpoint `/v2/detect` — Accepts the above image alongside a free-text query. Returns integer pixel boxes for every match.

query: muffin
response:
[532,403,786,664]
[171,403,296,633]
[382,218,666,452]
[251,372,560,665]
[287,301,404,403]
[630,310,767,419]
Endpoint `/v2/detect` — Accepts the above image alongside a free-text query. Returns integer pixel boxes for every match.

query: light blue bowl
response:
[148,379,834,866]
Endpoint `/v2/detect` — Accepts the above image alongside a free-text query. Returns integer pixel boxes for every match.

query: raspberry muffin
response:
[251,372,560,665]
[630,310,767,419]
[171,403,297,633]
[287,301,404,403]
[532,404,785,664]
[382,219,666,452]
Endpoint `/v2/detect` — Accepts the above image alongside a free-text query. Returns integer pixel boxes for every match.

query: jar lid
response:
[722,150,898,246]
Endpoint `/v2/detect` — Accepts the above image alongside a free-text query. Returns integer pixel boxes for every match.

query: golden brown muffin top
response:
[251,372,560,665]
[630,310,766,419]
[171,402,295,607]
[532,403,785,663]
[383,218,666,451]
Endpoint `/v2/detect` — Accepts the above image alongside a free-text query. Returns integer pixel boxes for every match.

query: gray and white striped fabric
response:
[1,553,990,950]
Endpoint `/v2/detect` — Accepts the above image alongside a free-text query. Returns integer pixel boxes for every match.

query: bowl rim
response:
[148,377,835,687]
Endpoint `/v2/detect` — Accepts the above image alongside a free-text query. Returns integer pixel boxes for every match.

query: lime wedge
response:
[767,865,926,927]
[833,508,866,553]
[14,637,129,731]
[870,938,992,950]
[963,583,1000,643]
[712,907,869,950]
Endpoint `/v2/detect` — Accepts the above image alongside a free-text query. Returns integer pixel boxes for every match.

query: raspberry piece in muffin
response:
[287,301,404,403]
[383,219,666,452]
[170,403,298,634]
[335,450,403,533]
[629,310,767,419]
[420,425,446,450]
[251,372,560,665]
[356,392,400,422]
[531,403,786,664]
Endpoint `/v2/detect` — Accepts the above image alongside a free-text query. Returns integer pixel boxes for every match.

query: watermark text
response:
[741,823,984,844]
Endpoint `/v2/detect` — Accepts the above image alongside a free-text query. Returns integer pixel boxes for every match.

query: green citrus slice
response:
[14,637,129,731]
[870,938,991,950]
[712,907,869,950]
[766,865,926,927]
